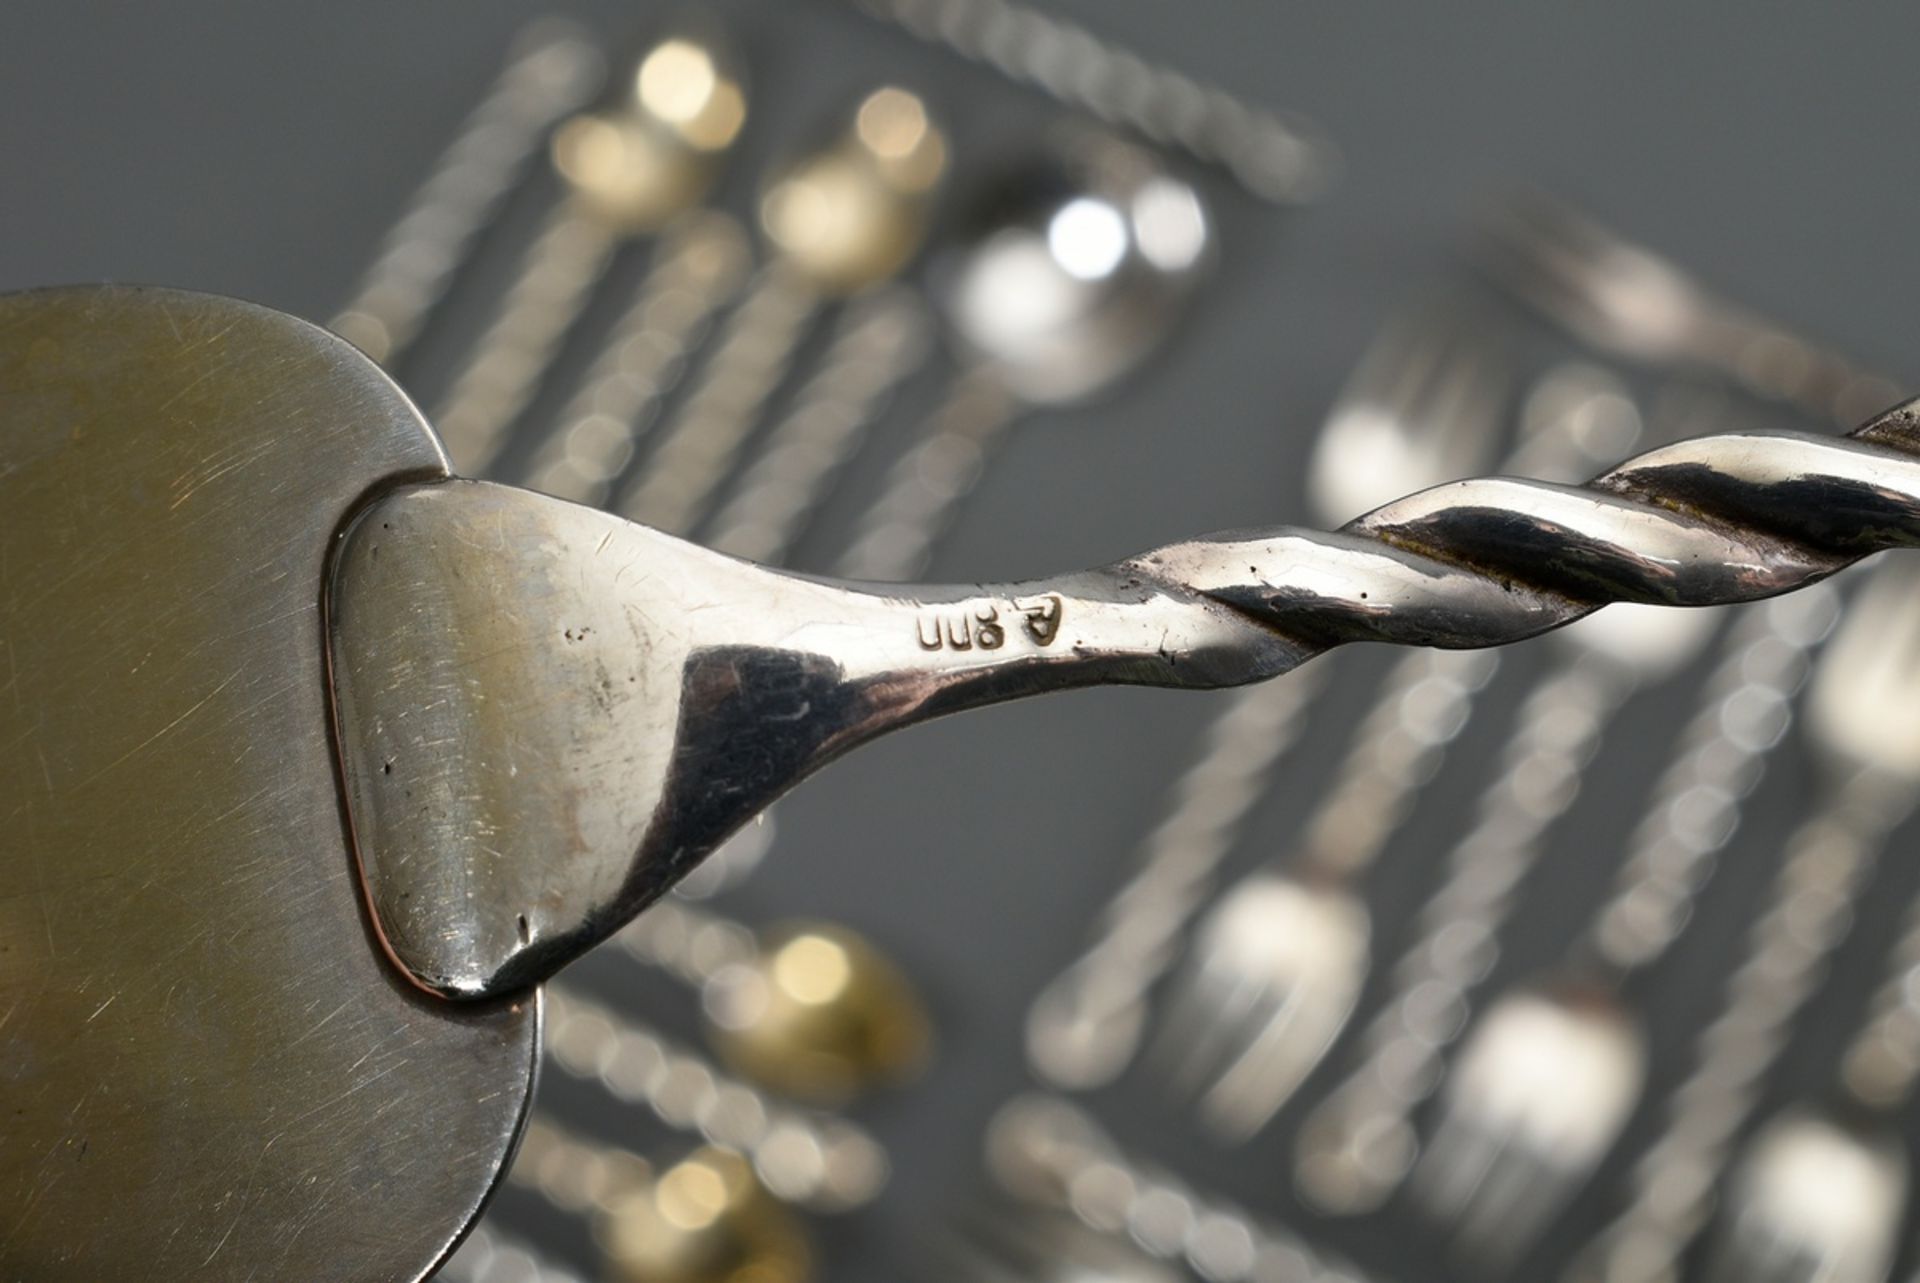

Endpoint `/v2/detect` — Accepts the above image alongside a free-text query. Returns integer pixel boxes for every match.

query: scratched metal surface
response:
[4,3,1920,1281]
[0,288,539,1281]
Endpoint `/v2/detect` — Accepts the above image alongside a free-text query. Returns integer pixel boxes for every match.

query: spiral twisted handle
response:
[1127,399,1920,676]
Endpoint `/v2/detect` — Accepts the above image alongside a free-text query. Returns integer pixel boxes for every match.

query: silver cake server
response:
[3,283,1917,1280]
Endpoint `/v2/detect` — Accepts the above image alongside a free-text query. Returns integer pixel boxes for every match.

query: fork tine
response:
[1154,937,1284,1098]
[1455,1143,1570,1271]
[1195,977,1318,1139]
[1807,556,1920,773]
[1413,1093,1507,1224]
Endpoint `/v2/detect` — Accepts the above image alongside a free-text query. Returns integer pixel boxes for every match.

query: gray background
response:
[5,3,1917,1280]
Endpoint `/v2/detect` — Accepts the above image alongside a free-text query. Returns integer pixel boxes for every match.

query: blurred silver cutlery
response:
[1475,190,1904,429]
[837,125,1213,580]
[1025,295,1512,1092]
[1564,555,1920,1283]
[1699,850,1920,1283]
[838,0,1340,205]
[949,1209,1184,1283]
[434,27,748,475]
[504,1119,815,1283]
[332,20,606,370]
[1158,361,1672,1143]
[617,85,946,534]
[542,984,890,1214]
[511,209,755,505]
[1296,493,1841,1222]
[986,1095,1377,1283]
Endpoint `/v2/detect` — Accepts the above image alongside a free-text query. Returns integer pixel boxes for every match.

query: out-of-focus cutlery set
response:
[1007,205,1920,1283]
[323,11,1918,1283]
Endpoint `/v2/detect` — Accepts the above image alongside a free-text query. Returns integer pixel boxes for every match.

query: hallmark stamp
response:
[916,594,1062,651]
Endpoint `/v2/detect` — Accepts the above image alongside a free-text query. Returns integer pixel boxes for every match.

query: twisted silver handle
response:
[1097,402,1919,679]
[842,0,1339,204]
[339,399,1920,999]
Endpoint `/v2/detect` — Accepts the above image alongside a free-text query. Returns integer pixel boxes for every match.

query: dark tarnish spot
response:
[585,661,619,715]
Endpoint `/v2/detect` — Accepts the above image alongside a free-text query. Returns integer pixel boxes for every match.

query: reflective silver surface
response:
[0,287,538,1281]
[941,128,1212,406]
[335,365,1920,1000]
[10,285,1920,1279]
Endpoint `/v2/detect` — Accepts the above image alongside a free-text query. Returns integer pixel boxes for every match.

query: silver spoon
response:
[433,28,749,476]
[616,85,948,536]
[839,124,1213,581]
[9,286,1920,1280]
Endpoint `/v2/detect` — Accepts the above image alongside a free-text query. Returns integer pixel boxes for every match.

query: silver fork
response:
[1385,585,1843,1273]
[1294,462,1843,1228]
[1025,296,1513,1092]
[1475,189,1904,429]
[1151,361,1682,1142]
[1698,768,1920,1283]
[1563,555,1920,1283]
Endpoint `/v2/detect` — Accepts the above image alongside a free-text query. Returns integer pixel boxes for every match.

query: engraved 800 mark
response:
[916,594,1063,651]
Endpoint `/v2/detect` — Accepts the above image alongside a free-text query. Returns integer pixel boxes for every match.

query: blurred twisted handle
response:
[986,1095,1377,1283]
[1699,878,1920,1283]
[836,0,1340,204]
[434,30,751,475]
[704,286,935,564]
[1477,191,1906,429]
[616,85,948,530]
[1565,780,1912,1283]
[543,985,889,1214]
[331,19,606,368]
[512,211,756,505]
